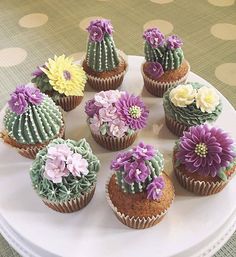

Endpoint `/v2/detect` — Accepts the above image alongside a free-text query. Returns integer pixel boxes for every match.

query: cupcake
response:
[163,82,222,136]
[106,142,175,229]
[31,54,87,111]
[30,138,100,213]
[1,85,64,159]
[82,19,128,91]
[173,125,236,195]
[141,28,190,97]
[85,90,149,151]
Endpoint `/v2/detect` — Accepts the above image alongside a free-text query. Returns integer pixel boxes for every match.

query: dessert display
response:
[163,82,222,136]
[32,54,87,111]
[173,124,236,195]
[107,142,175,229]
[85,90,149,150]
[30,138,100,212]
[82,19,128,91]
[1,84,64,159]
[141,28,190,97]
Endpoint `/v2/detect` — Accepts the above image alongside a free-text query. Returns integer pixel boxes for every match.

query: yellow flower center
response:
[129,106,141,118]
[195,143,208,157]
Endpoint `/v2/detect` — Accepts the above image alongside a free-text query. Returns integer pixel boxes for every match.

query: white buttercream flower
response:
[195,86,220,113]
[169,84,196,107]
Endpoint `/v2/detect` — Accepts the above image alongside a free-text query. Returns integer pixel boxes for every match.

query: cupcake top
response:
[85,90,149,138]
[175,125,236,181]
[85,19,120,72]
[143,27,184,74]
[4,84,63,144]
[30,138,100,202]
[163,82,222,126]
[111,142,165,200]
[32,54,87,101]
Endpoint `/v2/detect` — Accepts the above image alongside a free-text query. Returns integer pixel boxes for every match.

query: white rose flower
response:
[169,84,196,107]
[195,86,220,113]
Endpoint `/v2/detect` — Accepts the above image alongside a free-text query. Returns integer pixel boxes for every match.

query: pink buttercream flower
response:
[98,105,118,122]
[90,114,102,134]
[94,90,123,108]
[108,119,128,138]
[66,153,89,177]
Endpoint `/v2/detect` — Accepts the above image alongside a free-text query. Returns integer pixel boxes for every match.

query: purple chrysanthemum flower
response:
[166,35,183,50]
[147,176,165,200]
[123,160,150,184]
[87,19,113,42]
[145,62,164,79]
[115,93,149,130]
[176,125,236,177]
[132,142,155,160]
[143,28,165,48]
[110,151,132,171]
[85,99,101,117]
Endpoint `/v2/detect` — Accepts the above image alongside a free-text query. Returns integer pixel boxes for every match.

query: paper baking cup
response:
[141,63,190,97]
[91,131,138,151]
[56,95,83,112]
[174,167,236,196]
[165,115,189,137]
[42,186,96,213]
[105,175,169,229]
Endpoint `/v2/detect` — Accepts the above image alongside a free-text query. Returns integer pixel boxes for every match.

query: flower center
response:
[136,169,141,175]
[129,105,141,119]
[63,70,71,80]
[195,143,208,157]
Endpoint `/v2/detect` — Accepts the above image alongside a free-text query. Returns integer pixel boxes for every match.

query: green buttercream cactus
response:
[86,19,120,72]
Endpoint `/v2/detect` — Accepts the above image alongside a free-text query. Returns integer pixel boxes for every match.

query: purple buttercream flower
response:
[89,26,104,42]
[8,91,28,115]
[32,65,46,77]
[145,62,164,79]
[132,142,155,160]
[176,125,236,177]
[147,176,165,200]
[115,93,149,130]
[87,19,113,42]
[110,151,132,171]
[166,35,183,50]
[24,86,43,105]
[143,28,165,48]
[85,99,101,117]
[123,160,150,184]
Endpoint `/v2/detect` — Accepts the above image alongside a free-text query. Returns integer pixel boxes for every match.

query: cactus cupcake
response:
[174,125,236,195]
[32,54,87,111]
[1,85,64,159]
[85,90,149,151]
[82,19,128,91]
[141,28,190,97]
[163,82,222,136]
[106,142,175,229]
[30,138,100,213]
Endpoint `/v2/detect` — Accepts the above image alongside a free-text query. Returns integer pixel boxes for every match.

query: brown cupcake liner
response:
[56,95,83,112]
[165,114,190,137]
[141,63,190,97]
[105,175,169,229]
[42,185,96,213]
[174,167,236,196]
[91,130,138,151]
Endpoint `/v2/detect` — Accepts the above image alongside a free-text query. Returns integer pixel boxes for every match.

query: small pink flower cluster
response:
[43,144,89,183]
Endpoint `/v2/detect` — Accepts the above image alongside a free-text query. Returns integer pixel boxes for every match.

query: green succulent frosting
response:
[115,151,164,194]
[4,94,63,144]
[163,82,222,126]
[144,42,165,64]
[86,35,120,72]
[30,138,100,202]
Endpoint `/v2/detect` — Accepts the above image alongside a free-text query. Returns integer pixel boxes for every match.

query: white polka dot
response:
[208,0,235,6]
[211,23,236,40]
[143,20,173,35]
[215,63,236,86]
[0,48,27,67]
[79,16,104,31]
[19,13,48,28]
[151,0,174,3]
[69,52,86,61]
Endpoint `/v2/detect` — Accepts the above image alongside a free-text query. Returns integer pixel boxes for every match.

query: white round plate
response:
[0,56,236,257]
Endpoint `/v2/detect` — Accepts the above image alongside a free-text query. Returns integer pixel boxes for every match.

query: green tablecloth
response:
[0,0,236,256]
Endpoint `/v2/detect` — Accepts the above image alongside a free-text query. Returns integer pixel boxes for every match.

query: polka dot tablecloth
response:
[0,0,236,256]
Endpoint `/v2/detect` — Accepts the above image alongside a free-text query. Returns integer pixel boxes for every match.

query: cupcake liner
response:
[174,166,236,196]
[165,114,189,137]
[105,174,169,229]
[91,130,138,151]
[42,185,96,213]
[141,63,190,97]
[56,95,83,112]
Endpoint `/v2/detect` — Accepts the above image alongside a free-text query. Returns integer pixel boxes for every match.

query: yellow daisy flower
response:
[41,55,87,96]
